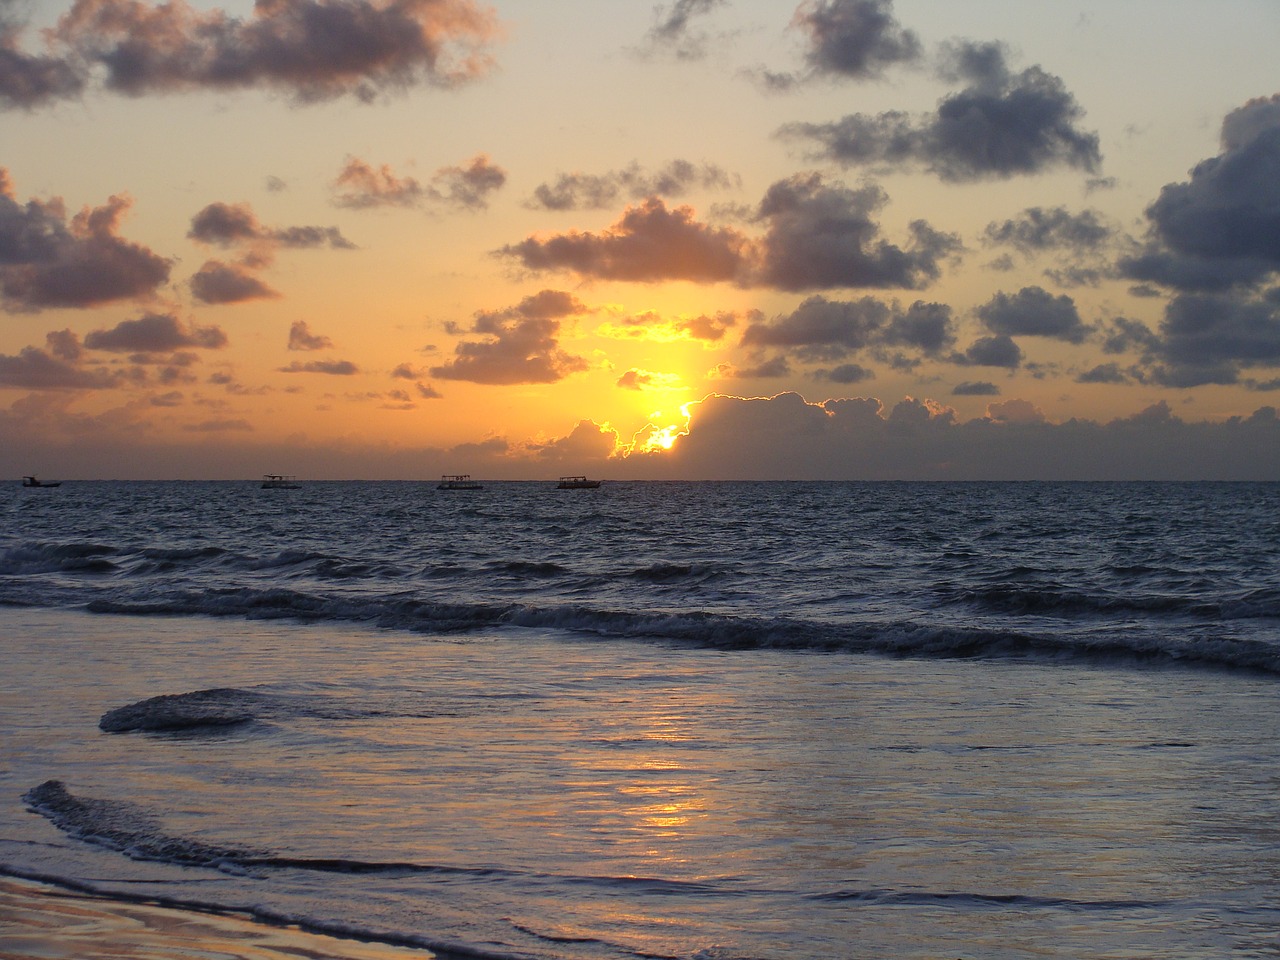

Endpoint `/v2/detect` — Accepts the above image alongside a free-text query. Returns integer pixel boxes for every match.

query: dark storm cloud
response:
[189,202,353,250]
[499,198,750,284]
[288,320,334,351]
[1121,95,1280,293]
[640,0,726,60]
[976,286,1089,343]
[527,160,736,211]
[779,40,1101,181]
[430,289,591,385]
[84,313,227,353]
[793,0,921,80]
[983,206,1111,254]
[278,359,360,375]
[13,0,500,108]
[502,174,958,292]
[190,260,279,304]
[754,174,961,291]
[0,184,170,311]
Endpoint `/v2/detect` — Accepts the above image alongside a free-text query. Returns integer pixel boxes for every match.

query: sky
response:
[2,0,1280,480]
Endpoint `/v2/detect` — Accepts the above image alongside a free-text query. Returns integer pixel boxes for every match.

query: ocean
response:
[2,479,1279,959]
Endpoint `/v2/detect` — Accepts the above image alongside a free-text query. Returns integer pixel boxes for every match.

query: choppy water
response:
[2,480,1279,958]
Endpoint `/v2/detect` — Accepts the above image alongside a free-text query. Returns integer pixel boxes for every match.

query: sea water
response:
[2,480,1279,958]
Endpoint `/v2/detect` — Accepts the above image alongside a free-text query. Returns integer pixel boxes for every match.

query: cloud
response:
[639,392,1280,480]
[1075,363,1131,385]
[779,40,1101,181]
[792,0,922,81]
[1146,292,1280,387]
[0,329,123,389]
[0,176,170,310]
[953,380,999,395]
[84,313,228,353]
[983,206,1111,254]
[21,0,500,107]
[188,202,354,250]
[527,160,737,211]
[598,308,744,343]
[741,294,956,364]
[184,418,253,432]
[278,359,360,375]
[1121,95,1280,293]
[753,174,961,291]
[526,418,620,462]
[288,320,333,351]
[975,286,1089,343]
[430,289,591,384]
[332,154,505,211]
[616,368,686,391]
[956,334,1022,368]
[189,260,279,304]
[639,0,727,60]
[503,174,958,291]
[0,20,86,108]
[814,362,874,383]
[499,197,751,284]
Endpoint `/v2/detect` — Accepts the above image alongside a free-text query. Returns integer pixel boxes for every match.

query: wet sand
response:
[0,877,438,960]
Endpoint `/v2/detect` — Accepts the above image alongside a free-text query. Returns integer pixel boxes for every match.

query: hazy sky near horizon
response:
[2,0,1280,479]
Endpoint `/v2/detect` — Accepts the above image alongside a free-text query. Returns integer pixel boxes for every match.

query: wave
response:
[946,582,1280,619]
[80,586,1280,675]
[0,542,119,575]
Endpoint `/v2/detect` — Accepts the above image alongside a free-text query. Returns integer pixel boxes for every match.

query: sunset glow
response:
[2,1,1279,479]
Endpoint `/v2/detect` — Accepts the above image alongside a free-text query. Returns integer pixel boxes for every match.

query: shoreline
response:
[0,876,439,960]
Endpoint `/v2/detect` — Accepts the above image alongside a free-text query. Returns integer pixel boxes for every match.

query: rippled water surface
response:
[3,481,1280,958]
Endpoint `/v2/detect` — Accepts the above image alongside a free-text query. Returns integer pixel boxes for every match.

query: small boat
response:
[556,476,601,490]
[438,474,483,490]
[22,476,61,488]
[261,474,300,489]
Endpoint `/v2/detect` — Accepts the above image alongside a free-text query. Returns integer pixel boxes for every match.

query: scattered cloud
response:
[288,320,334,351]
[975,286,1090,343]
[639,0,728,61]
[189,202,354,250]
[0,172,170,310]
[741,294,955,364]
[503,174,959,291]
[278,359,360,375]
[190,260,279,304]
[983,206,1112,255]
[792,0,922,81]
[3,0,501,109]
[953,380,1000,395]
[598,308,746,343]
[0,330,123,389]
[779,40,1101,181]
[1121,94,1280,293]
[84,313,228,353]
[332,154,505,211]
[527,160,737,211]
[617,368,682,390]
[431,289,591,384]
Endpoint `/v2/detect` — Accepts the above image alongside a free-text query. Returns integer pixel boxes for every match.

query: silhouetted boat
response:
[261,474,300,489]
[22,476,61,488]
[438,474,483,490]
[556,476,601,489]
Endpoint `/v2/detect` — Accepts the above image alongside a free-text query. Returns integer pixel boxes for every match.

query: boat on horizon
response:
[438,474,483,490]
[21,476,61,488]
[261,474,300,489]
[556,476,602,489]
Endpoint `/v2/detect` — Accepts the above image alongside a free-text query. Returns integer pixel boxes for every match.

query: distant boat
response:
[438,474,483,490]
[556,476,601,489]
[261,474,300,489]
[21,476,61,488]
